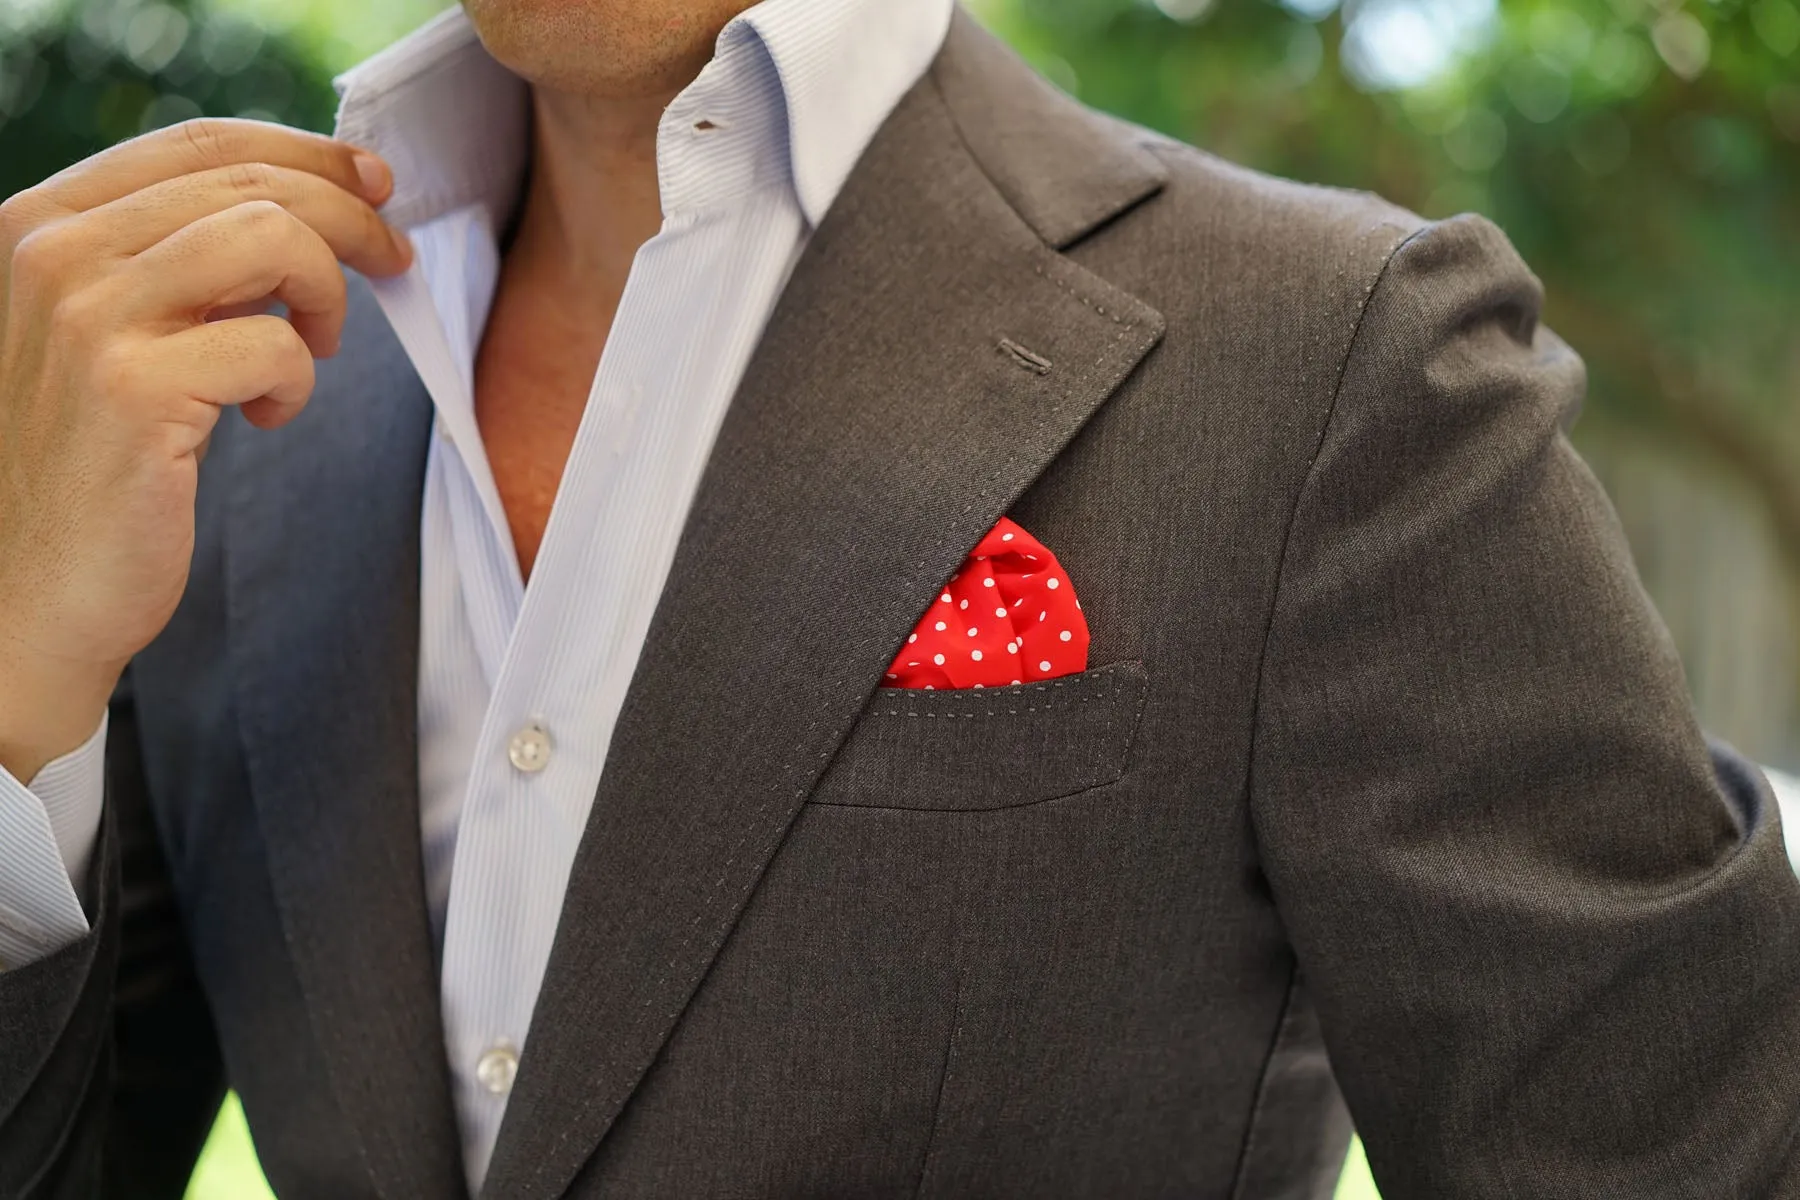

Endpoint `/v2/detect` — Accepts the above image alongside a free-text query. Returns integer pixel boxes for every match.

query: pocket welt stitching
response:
[808,663,1148,812]
[867,688,1130,719]
[866,662,1143,719]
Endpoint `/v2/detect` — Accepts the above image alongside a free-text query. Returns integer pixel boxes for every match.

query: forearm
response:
[0,669,217,1199]
[0,801,119,1200]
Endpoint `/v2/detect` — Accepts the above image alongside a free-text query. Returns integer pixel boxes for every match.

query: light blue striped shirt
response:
[0,0,951,1188]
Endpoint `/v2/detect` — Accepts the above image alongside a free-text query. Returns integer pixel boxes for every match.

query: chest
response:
[471,277,614,578]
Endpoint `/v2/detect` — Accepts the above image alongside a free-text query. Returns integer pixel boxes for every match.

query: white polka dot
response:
[975,555,987,561]
[933,653,945,665]
[1046,577,1059,590]
[1006,642,1018,654]
[940,593,951,603]
[1013,598,1023,608]
[995,607,1008,618]
[971,650,983,661]
[1039,660,1052,672]
[935,621,946,631]
[1059,630,1072,642]
[967,627,979,637]
[1026,554,1038,561]
[972,683,984,688]
[1039,611,1046,621]
[1002,532,1014,541]
[1010,679,1021,685]
[924,685,935,690]
[950,572,960,582]
[1075,599,1082,610]
[907,661,918,667]
[959,599,969,610]
[983,578,995,588]
[885,672,896,679]
[908,633,917,644]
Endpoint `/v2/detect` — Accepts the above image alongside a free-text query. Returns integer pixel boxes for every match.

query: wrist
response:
[0,641,119,785]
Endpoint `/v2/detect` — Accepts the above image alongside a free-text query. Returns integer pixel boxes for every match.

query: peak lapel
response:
[482,21,1168,1200]
[224,280,465,1200]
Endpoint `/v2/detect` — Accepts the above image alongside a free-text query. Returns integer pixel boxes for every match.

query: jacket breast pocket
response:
[808,661,1149,812]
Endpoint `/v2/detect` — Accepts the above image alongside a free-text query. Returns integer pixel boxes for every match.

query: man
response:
[1,0,1796,1195]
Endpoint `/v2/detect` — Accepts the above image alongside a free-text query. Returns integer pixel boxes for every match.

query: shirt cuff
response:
[0,714,106,970]
[1763,765,1800,875]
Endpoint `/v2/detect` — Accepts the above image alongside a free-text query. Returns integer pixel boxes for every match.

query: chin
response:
[460,0,751,98]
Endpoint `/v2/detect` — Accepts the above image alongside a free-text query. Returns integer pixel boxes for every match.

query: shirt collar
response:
[331,0,953,232]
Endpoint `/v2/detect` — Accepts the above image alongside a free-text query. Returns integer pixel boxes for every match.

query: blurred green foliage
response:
[0,0,338,188]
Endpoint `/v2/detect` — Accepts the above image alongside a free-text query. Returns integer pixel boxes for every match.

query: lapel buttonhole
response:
[998,337,1053,375]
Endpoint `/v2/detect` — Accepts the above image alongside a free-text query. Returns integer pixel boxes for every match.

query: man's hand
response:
[0,118,413,783]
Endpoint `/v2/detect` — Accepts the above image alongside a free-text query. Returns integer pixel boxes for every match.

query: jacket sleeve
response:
[1248,213,1800,1198]
[0,669,226,1198]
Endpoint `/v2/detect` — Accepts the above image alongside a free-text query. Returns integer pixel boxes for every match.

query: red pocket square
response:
[885,517,1089,689]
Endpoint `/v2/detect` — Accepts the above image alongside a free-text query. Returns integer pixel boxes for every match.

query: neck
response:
[503,82,680,316]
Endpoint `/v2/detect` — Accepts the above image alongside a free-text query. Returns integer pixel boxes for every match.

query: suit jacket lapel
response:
[481,15,1169,1198]
[224,280,466,1200]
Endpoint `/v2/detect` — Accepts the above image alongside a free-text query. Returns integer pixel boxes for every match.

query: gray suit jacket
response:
[4,13,1799,1199]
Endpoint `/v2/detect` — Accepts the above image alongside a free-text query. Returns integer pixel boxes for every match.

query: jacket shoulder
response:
[1111,124,1427,308]
[933,11,1426,285]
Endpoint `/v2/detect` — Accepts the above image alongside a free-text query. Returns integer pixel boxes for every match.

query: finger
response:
[32,118,393,215]
[80,160,410,278]
[207,299,278,323]
[147,314,316,432]
[119,201,346,357]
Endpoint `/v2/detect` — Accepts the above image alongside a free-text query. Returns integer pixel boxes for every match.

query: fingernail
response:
[353,152,391,200]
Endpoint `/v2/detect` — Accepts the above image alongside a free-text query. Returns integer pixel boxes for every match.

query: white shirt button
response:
[507,722,552,773]
[475,1043,519,1096]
